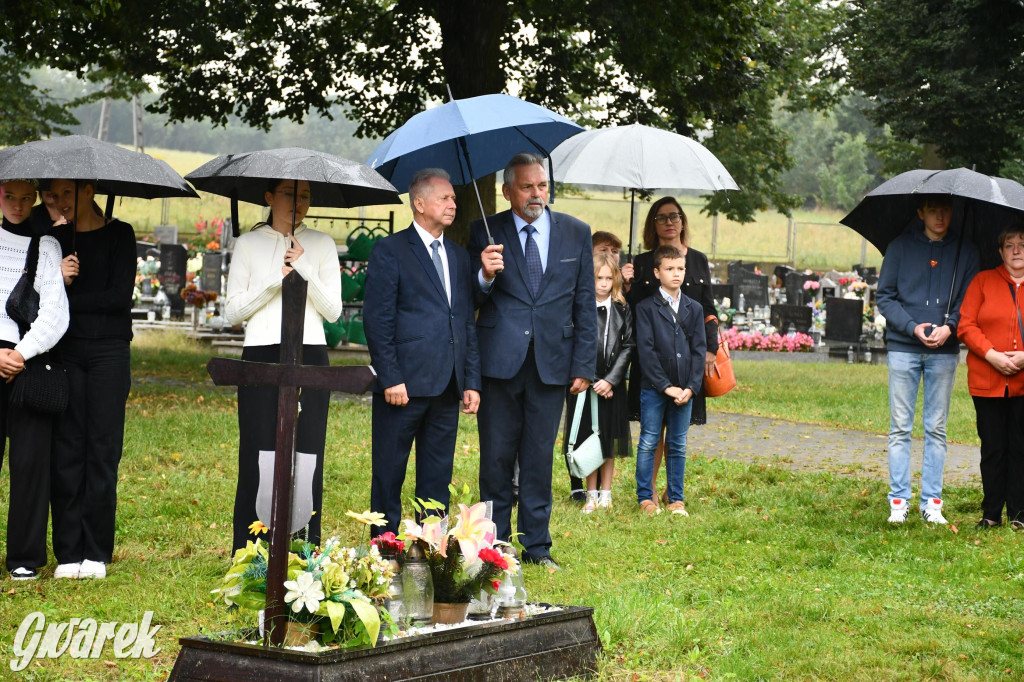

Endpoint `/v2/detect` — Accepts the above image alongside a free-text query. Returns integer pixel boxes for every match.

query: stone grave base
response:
[168,605,599,681]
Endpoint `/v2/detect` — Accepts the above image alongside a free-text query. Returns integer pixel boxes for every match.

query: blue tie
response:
[522,224,542,296]
[430,239,448,302]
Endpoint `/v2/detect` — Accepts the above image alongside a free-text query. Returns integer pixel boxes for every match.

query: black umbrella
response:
[841,167,1024,319]
[186,147,402,237]
[0,134,198,202]
[0,135,199,249]
[841,168,1024,259]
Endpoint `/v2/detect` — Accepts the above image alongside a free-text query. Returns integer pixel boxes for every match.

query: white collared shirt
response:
[413,220,451,305]
[659,286,681,315]
[596,297,612,350]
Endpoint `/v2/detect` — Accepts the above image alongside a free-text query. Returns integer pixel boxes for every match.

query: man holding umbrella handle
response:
[470,152,597,570]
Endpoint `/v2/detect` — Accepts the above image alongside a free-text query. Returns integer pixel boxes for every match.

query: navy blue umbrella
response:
[367,93,583,243]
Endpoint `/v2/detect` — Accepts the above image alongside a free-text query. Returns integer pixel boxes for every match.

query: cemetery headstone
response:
[727,260,758,284]
[732,268,769,309]
[201,252,224,295]
[153,224,178,245]
[770,304,813,334]
[824,297,864,343]
[712,283,735,308]
[784,272,818,305]
[159,244,188,319]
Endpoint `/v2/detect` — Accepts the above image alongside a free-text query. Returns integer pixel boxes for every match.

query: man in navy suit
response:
[469,152,597,569]
[364,168,481,535]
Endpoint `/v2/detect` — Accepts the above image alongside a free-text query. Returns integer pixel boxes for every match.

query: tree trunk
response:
[432,0,507,245]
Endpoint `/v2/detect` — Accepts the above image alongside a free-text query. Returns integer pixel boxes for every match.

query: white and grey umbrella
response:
[550,123,739,255]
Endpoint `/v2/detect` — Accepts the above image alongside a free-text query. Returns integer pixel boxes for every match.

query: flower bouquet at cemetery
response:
[210,513,397,648]
[400,485,519,605]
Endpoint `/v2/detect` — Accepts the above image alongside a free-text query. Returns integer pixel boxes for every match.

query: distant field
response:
[107,147,882,271]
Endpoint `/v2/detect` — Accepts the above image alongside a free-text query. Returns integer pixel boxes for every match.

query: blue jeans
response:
[636,388,693,504]
[887,351,959,509]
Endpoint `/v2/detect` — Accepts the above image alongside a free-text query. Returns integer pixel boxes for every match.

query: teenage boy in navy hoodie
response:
[877,195,978,524]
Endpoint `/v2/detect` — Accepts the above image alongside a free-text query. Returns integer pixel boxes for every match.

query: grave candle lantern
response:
[401,540,434,626]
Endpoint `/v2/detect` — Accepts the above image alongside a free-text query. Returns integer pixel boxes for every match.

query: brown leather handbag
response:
[703,317,736,397]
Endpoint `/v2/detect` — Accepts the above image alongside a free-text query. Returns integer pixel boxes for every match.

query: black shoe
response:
[1012,520,1024,531]
[10,567,37,580]
[521,552,561,571]
[976,518,1001,529]
[570,489,587,503]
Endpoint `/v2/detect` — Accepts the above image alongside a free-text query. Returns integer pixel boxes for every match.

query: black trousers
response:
[370,376,459,536]
[232,344,329,553]
[1,342,54,571]
[973,395,1024,523]
[478,345,565,558]
[51,337,131,565]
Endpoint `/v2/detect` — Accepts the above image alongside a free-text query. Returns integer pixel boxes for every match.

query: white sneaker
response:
[78,560,106,579]
[54,562,81,579]
[888,498,909,523]
[598,491,612,509]
[581,491,599,514]
[921,498,947,524]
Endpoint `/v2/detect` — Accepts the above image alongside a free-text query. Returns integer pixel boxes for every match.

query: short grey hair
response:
[409,168,451,207]
[502,152,546,186]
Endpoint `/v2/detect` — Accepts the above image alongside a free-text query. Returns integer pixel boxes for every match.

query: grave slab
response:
[168,605,600,682]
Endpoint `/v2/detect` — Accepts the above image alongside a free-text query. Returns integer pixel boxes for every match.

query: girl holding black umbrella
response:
[47,179,137,580]
[627,197,718,506]
[224,179,343,553]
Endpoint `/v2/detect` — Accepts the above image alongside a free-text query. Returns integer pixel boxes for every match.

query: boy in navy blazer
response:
[363,169,481,535]
[634,245,706,517]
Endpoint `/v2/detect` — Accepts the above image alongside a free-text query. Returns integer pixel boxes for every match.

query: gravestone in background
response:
[784,272,819,305]
[770,304,813,334]
[853,264,878,285]
[201,252,224,295]
[732,269,769,309]
[824,297,864,343]
[160,244,188,320]
[153,224,178,245]
[727,260,758,284]
[712,283,735,308]
[773,264,796,288]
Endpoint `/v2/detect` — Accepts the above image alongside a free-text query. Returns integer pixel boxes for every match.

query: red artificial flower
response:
[372,531,406,554]
[477,547,508,570]
[491,580,501,591]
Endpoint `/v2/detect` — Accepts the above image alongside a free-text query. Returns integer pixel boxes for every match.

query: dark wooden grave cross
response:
[207,273,374,646]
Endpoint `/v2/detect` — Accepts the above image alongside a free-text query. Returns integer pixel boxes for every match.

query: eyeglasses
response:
[653,212,682,224]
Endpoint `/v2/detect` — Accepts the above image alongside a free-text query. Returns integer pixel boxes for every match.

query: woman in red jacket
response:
[958,221,1024,529]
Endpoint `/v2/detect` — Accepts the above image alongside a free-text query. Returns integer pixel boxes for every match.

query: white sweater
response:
[0,229,69,360]
[224,223,342,346]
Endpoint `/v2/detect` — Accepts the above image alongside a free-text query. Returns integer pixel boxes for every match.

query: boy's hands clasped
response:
[665,386,693,405]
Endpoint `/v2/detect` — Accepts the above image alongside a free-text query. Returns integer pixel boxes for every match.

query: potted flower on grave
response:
[210,514,396,649]
[399,486,520,625]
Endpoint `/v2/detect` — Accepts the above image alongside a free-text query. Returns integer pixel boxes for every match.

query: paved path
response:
[683,412,979,485]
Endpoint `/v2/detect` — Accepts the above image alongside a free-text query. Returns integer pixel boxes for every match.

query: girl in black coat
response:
[565,253,634,513]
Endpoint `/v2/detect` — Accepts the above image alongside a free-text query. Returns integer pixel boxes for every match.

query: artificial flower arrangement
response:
[210,512,396,649]
[180,282,218,308]
[722,326,815,353]
[186,216,224,252]
[399,485,519,604]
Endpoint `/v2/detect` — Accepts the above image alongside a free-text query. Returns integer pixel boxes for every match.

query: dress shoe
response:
[521,552,561,571]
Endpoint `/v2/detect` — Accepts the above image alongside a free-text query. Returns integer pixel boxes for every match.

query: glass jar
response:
[401,541,434,626]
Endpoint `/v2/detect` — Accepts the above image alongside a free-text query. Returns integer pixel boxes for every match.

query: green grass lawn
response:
[1,334,1017,680]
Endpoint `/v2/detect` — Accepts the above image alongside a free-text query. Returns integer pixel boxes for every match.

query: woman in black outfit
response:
[48,179,136,580]
[626,197,718,501]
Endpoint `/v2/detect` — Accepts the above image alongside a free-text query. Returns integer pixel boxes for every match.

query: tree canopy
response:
[842,0,1024,178]
[2,0,840,236]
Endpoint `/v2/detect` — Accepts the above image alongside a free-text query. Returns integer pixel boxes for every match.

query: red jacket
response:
[957,265,1024,397]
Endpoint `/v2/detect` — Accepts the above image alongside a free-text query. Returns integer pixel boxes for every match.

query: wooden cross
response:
[207,272,374,646]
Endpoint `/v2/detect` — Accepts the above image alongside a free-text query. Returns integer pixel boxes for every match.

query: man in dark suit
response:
[469,152,597,569]
[364,168,481,535]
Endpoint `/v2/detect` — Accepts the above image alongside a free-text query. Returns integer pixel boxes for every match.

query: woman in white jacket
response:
[224,179,342,552]
[0,180,69,580]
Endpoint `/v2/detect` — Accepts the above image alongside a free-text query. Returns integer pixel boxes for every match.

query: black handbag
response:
[5,233,68,414]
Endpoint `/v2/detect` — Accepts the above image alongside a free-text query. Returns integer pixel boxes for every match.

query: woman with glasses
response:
[626,197,718,506]
[223,179,342,552]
